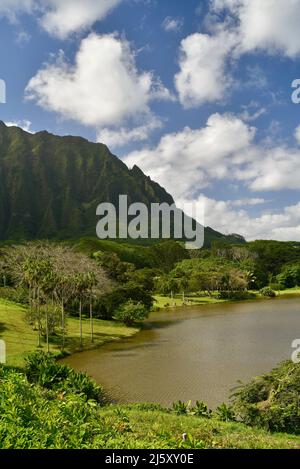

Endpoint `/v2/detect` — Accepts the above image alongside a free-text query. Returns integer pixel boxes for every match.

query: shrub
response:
[192,401,212,418]
[24,352,104,403]
[232,361,300,434]
[172,400,189,415]
[214,403,236,422]
[113,301,149,326]
[259,287,276,298]
[96,284,153,319]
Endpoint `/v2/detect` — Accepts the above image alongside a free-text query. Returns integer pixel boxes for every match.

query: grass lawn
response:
[154,294,227,310]
[0,298,138,367]
[276,287,300,296]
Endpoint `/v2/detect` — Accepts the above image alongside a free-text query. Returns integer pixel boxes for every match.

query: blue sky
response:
[1,0,300,241]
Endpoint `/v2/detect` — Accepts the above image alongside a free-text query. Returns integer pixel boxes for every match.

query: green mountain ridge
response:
[0,121,244,246]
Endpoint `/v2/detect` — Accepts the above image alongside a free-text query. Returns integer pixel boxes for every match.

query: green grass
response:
[97,405,300,449]
[154,294,227,310]
[276,287,300,296]
[0,298,138,367]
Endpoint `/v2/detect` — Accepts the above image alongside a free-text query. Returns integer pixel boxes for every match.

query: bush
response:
[172,400,189,415]
[96,284,153,319]
[214,403,236,422]
[232,361,300,434]
[24,352,104,403]
[113,301,149,326]
[259,287,276,298]
[192,401,212,418]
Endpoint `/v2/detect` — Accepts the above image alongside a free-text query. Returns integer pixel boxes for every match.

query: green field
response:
[154,294,226,309]
[0,299,138,367]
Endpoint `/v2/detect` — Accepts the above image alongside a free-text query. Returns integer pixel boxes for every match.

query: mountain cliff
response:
[0,122,244,246]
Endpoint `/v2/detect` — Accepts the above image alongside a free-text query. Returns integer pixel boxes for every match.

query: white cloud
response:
[97,115,163,148]
[5,120,33,133]
[124,113,255,199]
[213,0,300,58]
[175,31,237,107]
[183,195,300,242]
[162,16,184,33]
[40,0,122,39]
[236,146,300,192]
[230,198,268,207]
[124,114,300,199]
[0,0,121,38]
[175,0,300,107]
[26,33,172,140]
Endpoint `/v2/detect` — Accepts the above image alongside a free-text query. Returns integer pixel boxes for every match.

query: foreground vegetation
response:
[0,353,299,449]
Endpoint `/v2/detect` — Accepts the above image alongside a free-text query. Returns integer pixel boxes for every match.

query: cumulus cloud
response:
[162,16,184,33]
[0,0,121,38]
[40,0,122,39]
[124,114,300,199]
[188,195,300,242]
[236,146,300,192]
[175,31,237,107]
[26,33,172,141]
[124,113,255,199]
[175,0,300,106]
[212,0,300,58]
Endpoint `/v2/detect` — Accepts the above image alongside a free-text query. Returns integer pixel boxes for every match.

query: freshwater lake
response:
[64,296,300,408]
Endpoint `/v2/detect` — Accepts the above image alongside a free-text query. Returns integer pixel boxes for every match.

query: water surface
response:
[64,297,300,408]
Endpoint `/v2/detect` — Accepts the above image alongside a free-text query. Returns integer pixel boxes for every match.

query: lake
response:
[64,297,300,408]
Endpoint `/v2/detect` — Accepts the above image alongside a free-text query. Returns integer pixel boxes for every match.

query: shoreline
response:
[154,289,300,311]
[2,290,300,367]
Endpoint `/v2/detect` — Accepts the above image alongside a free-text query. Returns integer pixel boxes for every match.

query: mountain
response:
[0,121,244,246]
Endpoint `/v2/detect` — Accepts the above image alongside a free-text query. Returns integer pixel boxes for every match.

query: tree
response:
[114,301,149,326]
[4,242,112,351]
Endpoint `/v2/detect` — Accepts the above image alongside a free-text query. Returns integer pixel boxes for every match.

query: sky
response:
[1,0,300,241]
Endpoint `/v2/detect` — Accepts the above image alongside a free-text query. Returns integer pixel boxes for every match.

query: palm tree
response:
[86,272,97,343]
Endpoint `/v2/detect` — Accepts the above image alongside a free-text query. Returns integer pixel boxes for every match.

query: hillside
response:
[0,122,243,246]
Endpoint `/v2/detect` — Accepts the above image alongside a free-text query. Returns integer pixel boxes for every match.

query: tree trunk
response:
[46,307,49,353]
[37,287,41,347]
[61,299,65,352]
[79,298,83,348]
[90,295,94,343]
